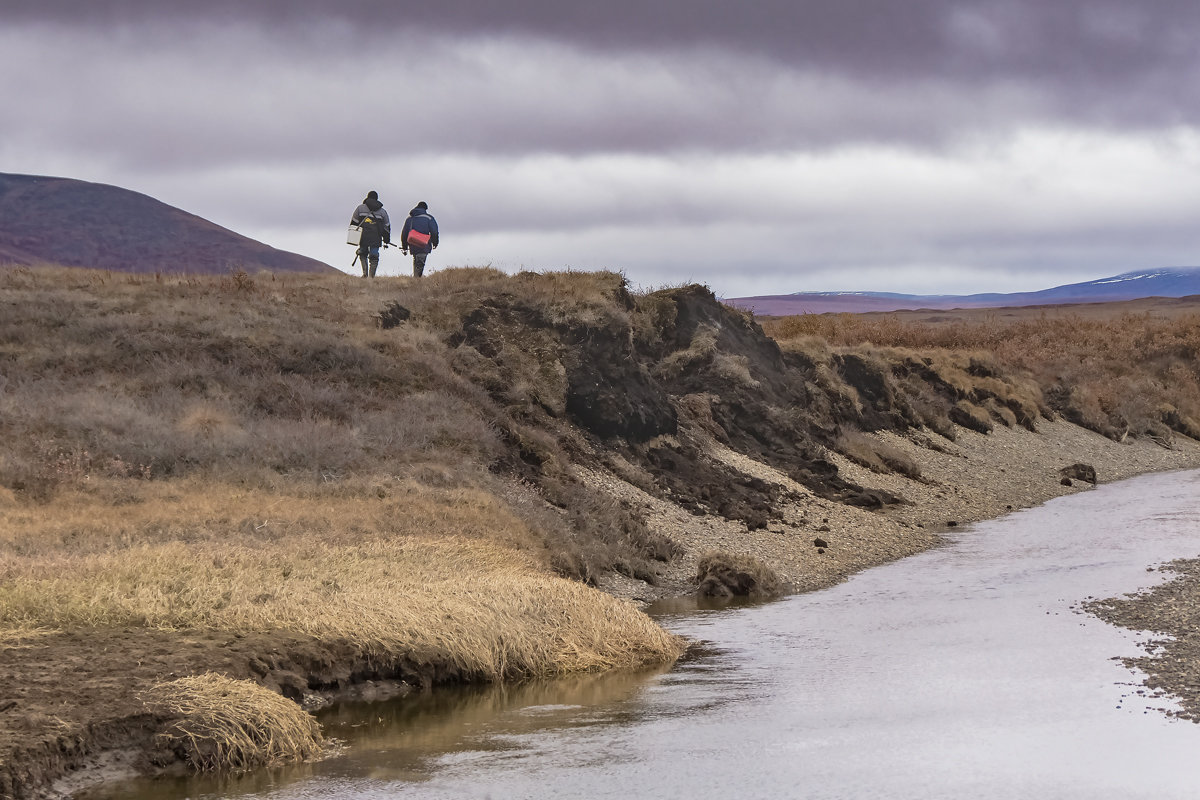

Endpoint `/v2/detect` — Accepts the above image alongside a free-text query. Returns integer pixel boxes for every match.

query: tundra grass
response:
[765,311,1200,442]
[0,480,685,678]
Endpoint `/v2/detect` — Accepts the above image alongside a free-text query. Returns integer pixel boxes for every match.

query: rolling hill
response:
[728,268,1200,315]
[0,172,335,275]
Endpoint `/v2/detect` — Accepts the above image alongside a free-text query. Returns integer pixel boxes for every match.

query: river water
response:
[83,469,1200,799]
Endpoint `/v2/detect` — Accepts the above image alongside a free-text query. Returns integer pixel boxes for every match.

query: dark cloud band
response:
[14,1,1200,77]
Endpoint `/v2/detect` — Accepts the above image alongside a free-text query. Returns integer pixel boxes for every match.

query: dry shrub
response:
[694,551,784,598]
[143,673,321,771]
[218,268,257,295]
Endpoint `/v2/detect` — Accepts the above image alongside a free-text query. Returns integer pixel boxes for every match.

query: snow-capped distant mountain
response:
[727,268,1200,315]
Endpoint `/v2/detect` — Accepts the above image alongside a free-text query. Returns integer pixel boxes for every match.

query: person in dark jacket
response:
[400,201,439,278]
[350,191,391,277]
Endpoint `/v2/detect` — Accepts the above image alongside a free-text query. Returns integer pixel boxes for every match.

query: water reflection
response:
[320,668,676,783]
[79,657,748,799]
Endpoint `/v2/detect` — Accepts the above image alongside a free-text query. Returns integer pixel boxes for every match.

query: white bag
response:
[346,225,363,246]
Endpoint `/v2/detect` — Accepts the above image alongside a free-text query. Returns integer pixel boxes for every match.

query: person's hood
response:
[409,206,428,216]
[364,198,383,212]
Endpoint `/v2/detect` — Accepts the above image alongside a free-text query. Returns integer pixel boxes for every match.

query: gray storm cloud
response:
[14,1,1200,80]
[0,16,1185,165]
[3,1,1200,295]
[9,0,1200,152]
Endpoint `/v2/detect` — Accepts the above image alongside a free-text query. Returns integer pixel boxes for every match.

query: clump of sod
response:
[694,551,784,599]
[143,673,322,771]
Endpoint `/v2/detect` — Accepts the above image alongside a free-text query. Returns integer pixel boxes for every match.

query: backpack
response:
[358,215,383,247]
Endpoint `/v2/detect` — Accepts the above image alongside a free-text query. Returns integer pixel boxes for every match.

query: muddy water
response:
[82,469,1200,799]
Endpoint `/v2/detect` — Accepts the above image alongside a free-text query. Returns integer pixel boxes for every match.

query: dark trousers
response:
[358,246,380,277]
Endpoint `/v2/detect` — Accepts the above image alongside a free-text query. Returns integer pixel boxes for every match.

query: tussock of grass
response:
[143,673,322,771]
[694,551,783,598]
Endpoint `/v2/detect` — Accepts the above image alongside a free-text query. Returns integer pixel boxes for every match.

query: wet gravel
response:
[593,420,1200,604]
[1086,558,1200,722]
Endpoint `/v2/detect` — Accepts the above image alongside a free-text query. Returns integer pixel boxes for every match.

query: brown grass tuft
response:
[143,673,322,771]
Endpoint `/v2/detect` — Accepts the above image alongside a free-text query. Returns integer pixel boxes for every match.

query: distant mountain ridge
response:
[0,172,335,275]
[728,268,1200,315]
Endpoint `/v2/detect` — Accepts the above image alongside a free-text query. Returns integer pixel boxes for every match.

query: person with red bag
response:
[400,201,440,278]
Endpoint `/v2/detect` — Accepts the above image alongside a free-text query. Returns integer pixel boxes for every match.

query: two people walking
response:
[349,192,438,278]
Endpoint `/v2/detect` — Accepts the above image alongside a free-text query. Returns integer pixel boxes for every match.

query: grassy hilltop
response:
[2,264,1200,793]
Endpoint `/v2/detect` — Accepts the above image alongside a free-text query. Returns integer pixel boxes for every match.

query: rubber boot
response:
[359,250,369,277]
[368,254,379,278]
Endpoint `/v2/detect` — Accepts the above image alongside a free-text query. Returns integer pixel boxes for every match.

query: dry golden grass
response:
[143,673,323,771]
[0,480,685,678]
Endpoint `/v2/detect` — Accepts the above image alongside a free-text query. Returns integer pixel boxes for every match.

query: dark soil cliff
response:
[389,271,1053,540]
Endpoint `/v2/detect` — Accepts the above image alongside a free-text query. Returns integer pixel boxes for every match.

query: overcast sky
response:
[4,1,1200,296]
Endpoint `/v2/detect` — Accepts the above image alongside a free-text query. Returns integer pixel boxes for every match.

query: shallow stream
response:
[83,469,1200,799]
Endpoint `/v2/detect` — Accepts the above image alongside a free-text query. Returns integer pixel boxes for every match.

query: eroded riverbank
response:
[78,468,1200,800]
[7,420,1200,800]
